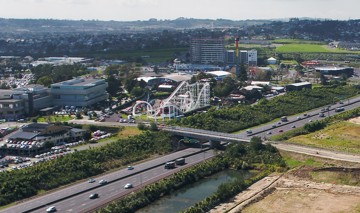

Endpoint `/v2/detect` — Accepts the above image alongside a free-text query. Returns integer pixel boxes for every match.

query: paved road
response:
[1,147,214,213]
[271,142,360,163]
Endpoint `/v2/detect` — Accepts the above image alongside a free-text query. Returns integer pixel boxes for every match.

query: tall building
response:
[247,49,258,66]
[190,38,225,64]
[51,77,108,107]
[238,49,258,66]
[225,50,236,64]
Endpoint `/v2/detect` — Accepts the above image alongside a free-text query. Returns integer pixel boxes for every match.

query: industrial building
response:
[51,77,109,107]
[285,82,312,92]
[190,38,225,64]
[315,67,354,77]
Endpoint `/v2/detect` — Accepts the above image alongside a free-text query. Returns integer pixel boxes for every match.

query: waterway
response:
[136,169,254,213]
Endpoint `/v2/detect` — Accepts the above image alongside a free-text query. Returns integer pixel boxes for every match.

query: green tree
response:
[131,86,145,97]
[107,75,122,96]
[238,64,248,82]
[36,76,53,87]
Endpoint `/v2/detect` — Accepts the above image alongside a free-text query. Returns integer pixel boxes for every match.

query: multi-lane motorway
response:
[2,96,360,213]
[1,147,215,213]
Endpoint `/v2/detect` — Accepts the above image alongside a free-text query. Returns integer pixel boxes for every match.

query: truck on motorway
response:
[164,161,175,169]
[175,158,185,165]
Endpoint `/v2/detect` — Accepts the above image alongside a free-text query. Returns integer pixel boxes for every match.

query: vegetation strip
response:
[0,131,172,206]
[96,139,286,213]
[173,85,360,133]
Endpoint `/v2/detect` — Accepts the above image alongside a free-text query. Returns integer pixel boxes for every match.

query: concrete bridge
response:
[161,126,250,147]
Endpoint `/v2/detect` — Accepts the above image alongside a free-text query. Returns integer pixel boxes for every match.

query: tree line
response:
[172,85,360,132]
[96,139,285,213]
[0,131,172,206]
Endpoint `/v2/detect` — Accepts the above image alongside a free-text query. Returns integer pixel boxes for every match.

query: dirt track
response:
[210,167,360,213]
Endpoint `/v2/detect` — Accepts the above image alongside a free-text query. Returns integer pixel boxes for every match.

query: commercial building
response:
[315,67,354,77]
[207,71,232,80]
[51,77,109,107]
[0,90,25,121]
[239,49,258,66]
[285,82,312,92]
[12,85,53,115]
[190,38,225,64]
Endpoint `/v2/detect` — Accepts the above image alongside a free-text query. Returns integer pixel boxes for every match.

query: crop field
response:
[286,121,360,154]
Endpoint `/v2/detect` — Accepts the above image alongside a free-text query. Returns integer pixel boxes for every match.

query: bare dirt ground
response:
[210,166,360,213]
[349,116,360,125]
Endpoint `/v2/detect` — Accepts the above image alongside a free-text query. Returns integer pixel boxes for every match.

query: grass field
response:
[276,44,354,53]
[117,126,142,138]
[272,39,326,44]
[37,115,73,123]
[286,121,360,154]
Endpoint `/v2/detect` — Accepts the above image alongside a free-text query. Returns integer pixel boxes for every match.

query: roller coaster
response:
[132,81,210,119]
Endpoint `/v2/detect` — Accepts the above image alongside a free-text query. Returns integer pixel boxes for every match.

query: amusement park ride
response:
[132,81,210,120]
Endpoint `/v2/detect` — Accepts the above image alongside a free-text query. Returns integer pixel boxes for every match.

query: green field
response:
[37,115,73,123]
[272,39,326,45]
[286,121,360,154]
[276,44,355,53]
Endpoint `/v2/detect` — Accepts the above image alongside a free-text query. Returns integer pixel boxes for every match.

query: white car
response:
[99,179,108,185]
[124,183,133,189]
[46,206,56,212]
[88,178,96,183]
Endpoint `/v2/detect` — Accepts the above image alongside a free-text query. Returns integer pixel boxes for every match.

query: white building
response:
[206,71,232,80]
[51,77,108,107]
[267,57,277,65]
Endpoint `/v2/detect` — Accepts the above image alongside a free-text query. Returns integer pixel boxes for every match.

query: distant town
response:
[0,17,360,213]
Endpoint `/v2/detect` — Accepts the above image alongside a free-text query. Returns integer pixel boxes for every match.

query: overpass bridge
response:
[161,126,250,145]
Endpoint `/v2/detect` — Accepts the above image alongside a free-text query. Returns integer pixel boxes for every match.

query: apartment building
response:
[190,38,225,64]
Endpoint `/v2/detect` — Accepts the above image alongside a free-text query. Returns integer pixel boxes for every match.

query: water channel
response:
[137,169,254,213]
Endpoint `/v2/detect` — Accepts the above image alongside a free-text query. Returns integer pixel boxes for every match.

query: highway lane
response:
[238,95,360,138]
[33,150,216,213]
[272,142,360,163]
[1,147,213,213]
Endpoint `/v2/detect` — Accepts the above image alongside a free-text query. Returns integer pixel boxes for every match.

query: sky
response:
[0,0,358,21]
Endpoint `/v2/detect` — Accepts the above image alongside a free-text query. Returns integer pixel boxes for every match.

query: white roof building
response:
[206,71,231,80]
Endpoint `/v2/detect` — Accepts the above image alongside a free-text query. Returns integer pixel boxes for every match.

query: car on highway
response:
[88,178,96,183]
[279,129,283,133]
[297,116,301,120]
[99,179,107,185]
[319,113,325,117]
[46,206,56,212]
[272,124,276,128]
[127,166,134,170]
[291,125,296,128]
[89,193,99,199]
[308,119,312,122]
[124,183,133,189]
[246,129,252,135]
[267,131,272,135]
[335,107,345,112]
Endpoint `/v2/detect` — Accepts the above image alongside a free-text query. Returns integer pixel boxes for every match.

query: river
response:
[137,169,254,213]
